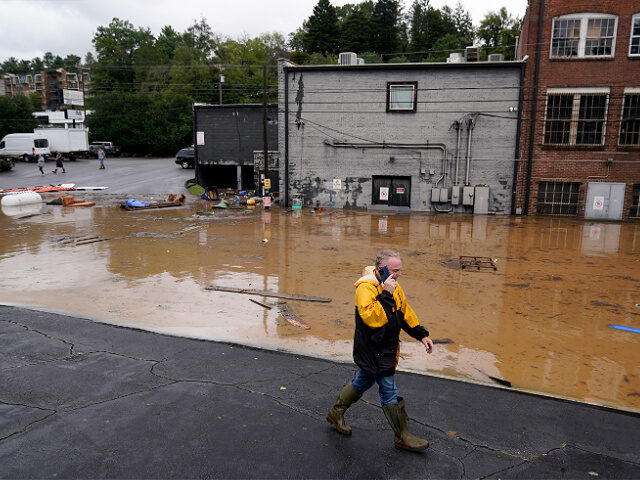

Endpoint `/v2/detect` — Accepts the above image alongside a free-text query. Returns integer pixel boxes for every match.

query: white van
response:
[0,133,51,162]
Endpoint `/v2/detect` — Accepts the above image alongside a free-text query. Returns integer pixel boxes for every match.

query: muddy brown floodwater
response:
[1,194,639,412]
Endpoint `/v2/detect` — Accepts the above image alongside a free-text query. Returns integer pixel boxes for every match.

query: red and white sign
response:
[396,187,405,194]
[593,196,604,211]
[379,187,389,201]
[263,196,271,207]
[196,131,205,145]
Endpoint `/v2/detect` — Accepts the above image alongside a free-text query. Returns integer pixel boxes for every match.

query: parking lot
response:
[0,156,193,194]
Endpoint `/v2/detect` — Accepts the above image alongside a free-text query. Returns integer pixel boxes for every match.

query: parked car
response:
[175,146,195,169]
[89,141,121,157]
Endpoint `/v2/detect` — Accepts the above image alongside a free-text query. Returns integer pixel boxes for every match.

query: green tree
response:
[182,18,218,58]
[28,92,43,111]
[86,91,192,155]
[1,57,20,73]
[339,5,374,53]
[30,57,45,72]
[61,54,81,71]
[156,25,184,61]
[371,0,403,59]
[167,45,214,102]
[92,18,155,91]
[302,0,340,54]
[477,7,522,59]
[408,0,456,58]
[451,2,475,48]
[429,33,462,62]
[0,95,37,139]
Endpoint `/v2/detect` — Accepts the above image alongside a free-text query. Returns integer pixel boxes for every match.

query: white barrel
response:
[1,191,43,207]
[1,202,43,217]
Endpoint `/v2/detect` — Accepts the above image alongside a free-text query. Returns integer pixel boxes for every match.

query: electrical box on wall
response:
[451,186,460,205]
[474,186,490,214]
[431,188,441,203]
[439,188,449,203]
[462,186,474,206]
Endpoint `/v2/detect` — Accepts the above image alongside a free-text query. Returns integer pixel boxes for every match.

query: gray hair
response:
[375,249,400,268]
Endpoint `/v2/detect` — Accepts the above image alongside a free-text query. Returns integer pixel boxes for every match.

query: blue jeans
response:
[352,369,398,405]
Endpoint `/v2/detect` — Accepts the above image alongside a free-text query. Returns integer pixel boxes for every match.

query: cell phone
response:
[377,266,391,283]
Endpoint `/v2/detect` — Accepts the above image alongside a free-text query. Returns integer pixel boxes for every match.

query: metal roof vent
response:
[357,57,365,65]
[465,46,480,62]
[447,52,464,63]
[338,52,357,65]
[488,53,505,62]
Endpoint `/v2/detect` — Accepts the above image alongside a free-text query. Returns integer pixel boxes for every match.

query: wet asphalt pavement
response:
[1,305,639,479]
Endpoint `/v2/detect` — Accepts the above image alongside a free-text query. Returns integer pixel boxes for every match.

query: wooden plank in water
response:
[206,285,331,303]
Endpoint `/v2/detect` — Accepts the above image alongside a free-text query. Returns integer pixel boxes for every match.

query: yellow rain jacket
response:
[353,266,428,376]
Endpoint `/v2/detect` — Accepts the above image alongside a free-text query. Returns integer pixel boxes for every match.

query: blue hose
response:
[608,324,640,334]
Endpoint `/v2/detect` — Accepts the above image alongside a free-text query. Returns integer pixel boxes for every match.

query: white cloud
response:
[0,0,528,61]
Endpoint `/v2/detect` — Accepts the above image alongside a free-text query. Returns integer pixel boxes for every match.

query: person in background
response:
[37,154,45,175]
[98,148,106,169]
[326,249,434,452]
[51,152,65,174]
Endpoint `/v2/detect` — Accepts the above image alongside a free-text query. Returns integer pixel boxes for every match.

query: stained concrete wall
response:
[278,59,523,212]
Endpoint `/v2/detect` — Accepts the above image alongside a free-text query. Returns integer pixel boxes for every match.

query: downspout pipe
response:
[511,60,527,215]
[464,114,477,186]
[524,0,545,215]
[284,67,290,207]
[452,120,462,186]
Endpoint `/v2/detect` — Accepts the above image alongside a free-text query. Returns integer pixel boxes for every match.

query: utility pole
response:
[219,74,224,105]
[262,64,269,204]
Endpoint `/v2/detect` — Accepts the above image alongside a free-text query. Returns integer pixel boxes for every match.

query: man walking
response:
[51,152,65,174]
[326,249,434,451]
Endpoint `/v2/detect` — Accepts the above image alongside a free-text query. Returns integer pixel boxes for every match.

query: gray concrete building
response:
[278,58,525,213]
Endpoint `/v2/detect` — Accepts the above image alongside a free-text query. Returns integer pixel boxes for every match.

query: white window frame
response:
[630,14,640,56]
[550,13,618,59]
[543,87,610,146]
[387,82,417,112]
[619,87,640,146]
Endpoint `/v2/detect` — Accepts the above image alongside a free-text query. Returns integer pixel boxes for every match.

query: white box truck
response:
[0,133,51,162]
[34,127,89,161]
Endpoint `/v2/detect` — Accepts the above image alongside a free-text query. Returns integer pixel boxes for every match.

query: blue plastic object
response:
[201,186,219,201]
[125,199,150,207]
[608,324,640,334]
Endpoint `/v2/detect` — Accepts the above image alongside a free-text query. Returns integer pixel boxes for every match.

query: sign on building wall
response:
[62,89,84,106]
[333,178,341,190]
[379,187,389,201]
[593,196,604,211]
[196,131,205,145]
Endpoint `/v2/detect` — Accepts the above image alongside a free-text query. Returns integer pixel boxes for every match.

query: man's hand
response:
[421,337,434,354]
[382,277,396,293]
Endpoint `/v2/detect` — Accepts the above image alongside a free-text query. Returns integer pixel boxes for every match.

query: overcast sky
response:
[0,0,528,62]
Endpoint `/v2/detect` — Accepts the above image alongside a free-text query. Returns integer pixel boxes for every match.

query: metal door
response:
[585,182,626,220]
[372,176,411,207]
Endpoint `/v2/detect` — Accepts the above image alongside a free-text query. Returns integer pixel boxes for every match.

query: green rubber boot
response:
[326,383,363,435]
[382,402,429,452]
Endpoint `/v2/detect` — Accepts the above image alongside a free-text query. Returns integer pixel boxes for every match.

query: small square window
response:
[387,82,417,112]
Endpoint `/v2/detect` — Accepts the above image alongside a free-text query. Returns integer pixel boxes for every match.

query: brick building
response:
[277,58,523,212]
[516,0,640,220]
[0,69,89,111]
